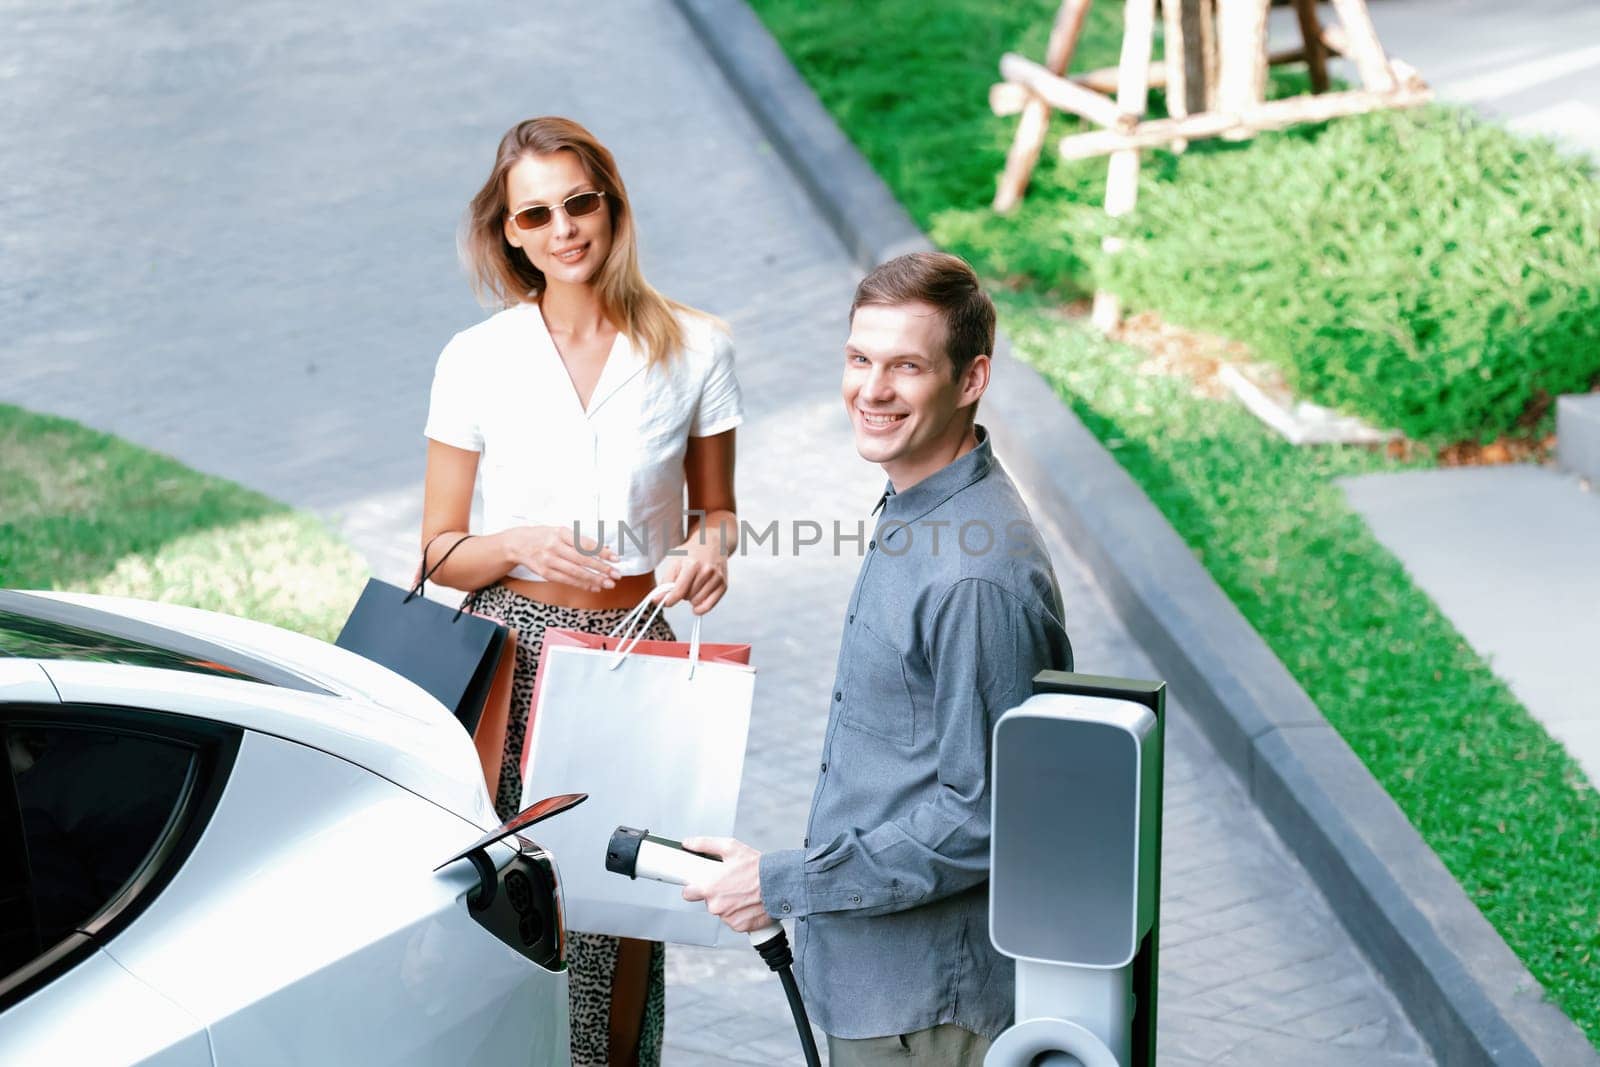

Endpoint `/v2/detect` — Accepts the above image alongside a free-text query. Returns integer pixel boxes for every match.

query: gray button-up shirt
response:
[759,427,1073,1040]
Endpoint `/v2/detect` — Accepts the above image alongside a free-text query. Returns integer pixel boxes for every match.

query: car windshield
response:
[0,592,330,695]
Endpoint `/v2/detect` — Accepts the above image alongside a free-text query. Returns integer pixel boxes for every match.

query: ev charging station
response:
[986,672,1165,1067]
[601,669,1164,1067]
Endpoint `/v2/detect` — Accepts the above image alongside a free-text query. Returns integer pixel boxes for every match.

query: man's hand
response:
[680,837,770,933]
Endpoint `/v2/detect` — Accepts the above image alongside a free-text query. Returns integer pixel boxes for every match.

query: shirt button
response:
[820,761,828,772]
[803,837,809,848]
[848,613,855,623]
[799,916,807,923]
[849,893,862,904]
[781,901,792,914]
[834,690,842,702]
[869,540,877,551]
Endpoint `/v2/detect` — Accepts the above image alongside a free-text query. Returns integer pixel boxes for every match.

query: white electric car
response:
[0,589,571,1066]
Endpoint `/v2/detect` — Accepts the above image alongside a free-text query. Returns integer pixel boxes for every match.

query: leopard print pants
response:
[463,582,670,1067]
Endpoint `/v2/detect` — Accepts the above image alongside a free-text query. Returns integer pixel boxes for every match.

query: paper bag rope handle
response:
[408,532,477,620]
[606,583,704,677]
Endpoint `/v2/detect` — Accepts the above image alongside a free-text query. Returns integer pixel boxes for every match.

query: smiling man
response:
[685,252,1074,1064]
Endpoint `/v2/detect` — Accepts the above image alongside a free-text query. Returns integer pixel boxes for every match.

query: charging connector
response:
[607,826,821,1067]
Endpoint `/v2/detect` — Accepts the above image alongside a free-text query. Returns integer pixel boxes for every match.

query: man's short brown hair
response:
[850,251,996,378]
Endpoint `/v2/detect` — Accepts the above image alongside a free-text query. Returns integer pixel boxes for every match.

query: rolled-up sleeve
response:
[689,327,744,438]
[422,335,483,452]
[759,578,1067,919]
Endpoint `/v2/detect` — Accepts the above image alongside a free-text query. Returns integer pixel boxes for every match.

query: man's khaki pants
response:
[827,1023,991,1065]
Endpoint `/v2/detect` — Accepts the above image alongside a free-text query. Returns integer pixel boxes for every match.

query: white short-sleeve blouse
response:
[424,303,744,581]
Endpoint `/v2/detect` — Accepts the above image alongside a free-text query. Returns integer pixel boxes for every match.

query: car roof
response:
[0,591,332,695]
[0,591,498,829]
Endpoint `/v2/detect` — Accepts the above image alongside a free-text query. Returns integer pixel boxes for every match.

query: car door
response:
[0,693,223,1066]
[0,949,213,1066]
[96,727,570,1067]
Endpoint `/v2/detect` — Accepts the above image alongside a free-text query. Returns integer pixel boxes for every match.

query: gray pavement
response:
[1562,393,1600,484]
[3,2,1431,1063]
[1343,468,1600,786]
[1271,0,1600,160]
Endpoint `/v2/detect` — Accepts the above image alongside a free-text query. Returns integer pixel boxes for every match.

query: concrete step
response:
[1557,393,1600,483]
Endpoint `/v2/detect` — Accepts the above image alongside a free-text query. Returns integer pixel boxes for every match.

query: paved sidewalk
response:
[1272,0,1600,160]
[3,2,1431,1063]
[1344,468,1600,786]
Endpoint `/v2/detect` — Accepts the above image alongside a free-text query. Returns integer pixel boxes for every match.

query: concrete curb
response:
[671,1,1600,1063]
[1557,393,1600,484]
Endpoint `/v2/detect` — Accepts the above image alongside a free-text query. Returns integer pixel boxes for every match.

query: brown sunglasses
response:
[508,190,606,231]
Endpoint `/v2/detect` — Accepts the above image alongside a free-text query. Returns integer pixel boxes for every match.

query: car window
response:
[1,723,193,979]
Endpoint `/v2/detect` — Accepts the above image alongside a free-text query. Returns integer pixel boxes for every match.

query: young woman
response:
[419,117,741,1067]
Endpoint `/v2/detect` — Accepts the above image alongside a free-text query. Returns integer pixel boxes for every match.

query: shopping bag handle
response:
[409,532,475,620]
[607,583,704,677]
[606,583,671,645]
[608,583,675,661]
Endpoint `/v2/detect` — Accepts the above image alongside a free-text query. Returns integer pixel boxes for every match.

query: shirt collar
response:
[874,425,994,524]
[521,302,646,418]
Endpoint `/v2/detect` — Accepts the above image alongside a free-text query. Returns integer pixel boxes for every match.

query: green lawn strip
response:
[749,0,1600,1040]
[0,404,366,642]
[753,0,1600,443]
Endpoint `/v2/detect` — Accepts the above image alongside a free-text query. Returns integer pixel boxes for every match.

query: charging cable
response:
[606,826,821,1067]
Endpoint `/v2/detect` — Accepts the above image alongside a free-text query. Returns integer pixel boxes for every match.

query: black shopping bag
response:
[335,535,508,734]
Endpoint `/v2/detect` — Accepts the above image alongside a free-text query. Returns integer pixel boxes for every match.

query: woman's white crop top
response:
[424,303,744,581]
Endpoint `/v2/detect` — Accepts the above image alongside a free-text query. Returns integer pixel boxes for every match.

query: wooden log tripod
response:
[991,0,1431,329]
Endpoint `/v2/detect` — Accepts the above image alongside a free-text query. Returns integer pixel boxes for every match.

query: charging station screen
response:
[992,715,1139,967]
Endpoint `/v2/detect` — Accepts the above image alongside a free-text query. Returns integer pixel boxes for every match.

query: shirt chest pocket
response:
[841,622,915,747]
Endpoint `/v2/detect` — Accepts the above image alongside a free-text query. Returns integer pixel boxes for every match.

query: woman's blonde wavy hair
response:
[461,117,707,365]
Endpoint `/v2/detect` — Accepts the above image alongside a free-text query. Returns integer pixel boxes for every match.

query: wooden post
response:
[1329,0,1396,92]
[991,42,1303,115]
[1291,0,1330,93]
[994,0,1093,213]
[1092,0,1157,332]
[1318,24,1425,90]
[1160,0,1189,151]
[1000,53,1133,131]
[1057,81,1432,158]
[1184,0,1214,113]
[1215,0,1270,138]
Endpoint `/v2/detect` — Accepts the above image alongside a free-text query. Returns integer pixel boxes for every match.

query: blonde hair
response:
[461,117,710,365]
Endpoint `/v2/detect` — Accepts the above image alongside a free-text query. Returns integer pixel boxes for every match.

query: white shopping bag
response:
[520,589,756,945]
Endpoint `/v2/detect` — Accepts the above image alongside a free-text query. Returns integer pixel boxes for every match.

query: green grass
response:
[750,0,1600,1042]
[757,0,1600,443]
[0,404,367,642]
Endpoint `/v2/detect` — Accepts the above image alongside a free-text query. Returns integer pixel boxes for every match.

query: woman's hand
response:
[658,536,728,615]
[672,434,736,617]
[495,525,621,592]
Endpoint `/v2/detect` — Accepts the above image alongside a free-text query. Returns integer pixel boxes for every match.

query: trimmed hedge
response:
[1102,108,1600,442]
[749,0,1600,443]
